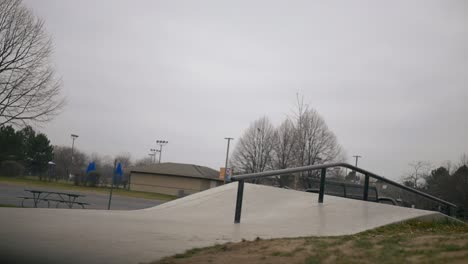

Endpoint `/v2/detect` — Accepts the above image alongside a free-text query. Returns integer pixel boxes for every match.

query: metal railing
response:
[230,162,457,223]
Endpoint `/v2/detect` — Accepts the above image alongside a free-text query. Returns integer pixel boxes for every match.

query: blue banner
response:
[86,162,96,174]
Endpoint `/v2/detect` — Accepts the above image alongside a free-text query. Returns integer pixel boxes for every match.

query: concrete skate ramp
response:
[0,182,446,264]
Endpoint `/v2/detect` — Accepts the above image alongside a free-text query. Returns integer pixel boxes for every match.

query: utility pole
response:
[156,140,168,163]
[69,134,79,180]
[224,137,234,183]
[352,155,362,167]
[352,155,362,184]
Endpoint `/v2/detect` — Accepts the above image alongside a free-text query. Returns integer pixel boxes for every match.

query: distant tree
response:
[450,165,468,217]
[52,145,87,180]
[0,125,24,161]
[345,171,358,183]
[231,117,275,183]
[134,157,153,167]
[0,125,52,177]
[231,97,342,189]
[115,152,132,168]
[292,97,342,189]
[424,166,450,198]
[402,161,431,189]
[0,0,64,126]
[16,126,52,177]
[459,153,468,168]
[270,119,297,187]
[86,171,100,187]
[28,133,53,177]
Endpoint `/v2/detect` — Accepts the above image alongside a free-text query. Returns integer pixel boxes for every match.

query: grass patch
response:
[154,219,468,264]
[0,176,175,201]
[0,203,19,208]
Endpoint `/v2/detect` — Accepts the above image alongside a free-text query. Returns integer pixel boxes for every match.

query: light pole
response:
[69,134,78,180]
[224,137,234,183]
[150,148,157,163]
[352,155,362,167]
[352,155,362,184]
[156,140,168,163]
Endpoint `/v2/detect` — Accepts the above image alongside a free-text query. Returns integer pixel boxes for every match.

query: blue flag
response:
[113,162,123,184]
[86,162,96,174]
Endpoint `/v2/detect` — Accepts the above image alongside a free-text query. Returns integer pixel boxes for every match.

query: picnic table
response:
[18,189,90,209]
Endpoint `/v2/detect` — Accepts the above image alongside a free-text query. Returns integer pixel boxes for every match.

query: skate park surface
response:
[0,182,446,264]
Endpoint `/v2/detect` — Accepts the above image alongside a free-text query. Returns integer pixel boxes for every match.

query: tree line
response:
[0,125,152,186]
[231,98,344,189]
[401,158,468,218]
[0,125,52,178]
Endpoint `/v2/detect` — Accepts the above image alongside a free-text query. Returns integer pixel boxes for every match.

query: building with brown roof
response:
[129,162,223,196]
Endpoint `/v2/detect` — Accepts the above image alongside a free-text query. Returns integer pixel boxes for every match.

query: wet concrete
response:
[0,182,445,264]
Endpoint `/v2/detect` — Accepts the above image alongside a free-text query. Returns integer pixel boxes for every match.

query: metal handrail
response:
[230,162,457,223]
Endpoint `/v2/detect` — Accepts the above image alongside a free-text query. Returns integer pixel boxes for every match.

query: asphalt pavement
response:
[0,183,165,210]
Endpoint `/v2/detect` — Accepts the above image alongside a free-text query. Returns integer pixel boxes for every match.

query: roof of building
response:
[130,162,222,181]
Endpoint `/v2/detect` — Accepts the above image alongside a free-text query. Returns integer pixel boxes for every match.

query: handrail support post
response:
[234,180,244,223]
[318,168,326,203]
[363,173,369,201]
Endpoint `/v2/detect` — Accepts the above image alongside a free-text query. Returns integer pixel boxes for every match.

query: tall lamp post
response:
[69,134,79,180]
[224,137,234,183]
[156,140,168,163]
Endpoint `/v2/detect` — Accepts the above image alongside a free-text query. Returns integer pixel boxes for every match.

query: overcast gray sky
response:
[23,0,468,180]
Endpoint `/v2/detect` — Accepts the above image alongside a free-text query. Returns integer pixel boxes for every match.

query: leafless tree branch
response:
[0,0,64,127]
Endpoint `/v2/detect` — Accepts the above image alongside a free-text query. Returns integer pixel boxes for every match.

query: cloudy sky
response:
[23,0,468,180]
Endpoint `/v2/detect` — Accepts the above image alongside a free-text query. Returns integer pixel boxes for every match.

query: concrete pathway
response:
[0,182,445,264]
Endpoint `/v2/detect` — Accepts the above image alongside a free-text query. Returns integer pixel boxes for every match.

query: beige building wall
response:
[130,172,221,196]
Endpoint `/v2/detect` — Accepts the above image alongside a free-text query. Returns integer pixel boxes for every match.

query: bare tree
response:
[0,0,64,126]
[403,161,432,189]
[292,97,342,189]
[134,157,153,167]
[231,116,275,182]
[231,97,342,189]
[271,118,297,187]
[53,145,87,180]
[115,152,132,168]
[459,153,468,168]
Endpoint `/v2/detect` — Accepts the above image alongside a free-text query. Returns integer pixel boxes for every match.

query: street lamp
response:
[224,137,234,183]
[69,134,79,180]
[156,140,168,163]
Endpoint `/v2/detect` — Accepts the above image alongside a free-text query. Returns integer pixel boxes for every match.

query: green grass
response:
[155,219,468,264]
[0,176,176,201]
[0,203,19,208]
